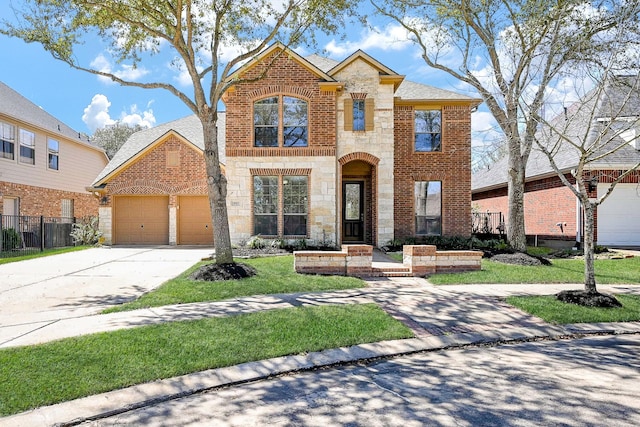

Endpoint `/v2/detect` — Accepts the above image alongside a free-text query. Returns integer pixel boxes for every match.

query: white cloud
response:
[324,23,414,57]
[119,104,156,128]
[83,94,156,132]
[82,94,116,132]
[90,53,150,84]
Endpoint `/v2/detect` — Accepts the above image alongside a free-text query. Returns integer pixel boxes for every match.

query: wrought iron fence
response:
[472,211,505,236]
[0,215,76,258]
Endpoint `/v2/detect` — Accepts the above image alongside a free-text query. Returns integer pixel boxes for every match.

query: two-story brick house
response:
[1,81,108,220]
[90,44,480,247]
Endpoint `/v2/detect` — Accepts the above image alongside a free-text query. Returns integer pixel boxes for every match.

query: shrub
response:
[1,228,21,251]
[70,216,103,245]
[247,235,266,249]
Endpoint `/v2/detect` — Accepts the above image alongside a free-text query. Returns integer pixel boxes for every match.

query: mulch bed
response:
[190,263,257,281]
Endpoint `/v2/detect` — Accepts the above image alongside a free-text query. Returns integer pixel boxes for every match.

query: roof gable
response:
[472,75,640,192]
[92,114,225,186]
[225,42,336,84]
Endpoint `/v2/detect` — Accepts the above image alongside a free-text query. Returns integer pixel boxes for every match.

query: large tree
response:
[535,70,640,304]
[2,0,356,264]
[92,122,144,159]
[373,0,640,251]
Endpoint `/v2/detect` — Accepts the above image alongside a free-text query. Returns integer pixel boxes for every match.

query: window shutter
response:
[365,98,374,131]
[344,98,353,131]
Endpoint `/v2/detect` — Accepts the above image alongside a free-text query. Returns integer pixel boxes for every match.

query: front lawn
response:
[507,294,640,324]
[428,257,640,285]
[104,255,364,313]
[0,303,412,416]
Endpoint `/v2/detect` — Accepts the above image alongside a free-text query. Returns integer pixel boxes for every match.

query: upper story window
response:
[254,96,308,147]
[48,138,59,170]
[353,100,365,131]
[344,96,374,132]
[19,128,35,165]
[0,121,15,160]
[415,110,442,152]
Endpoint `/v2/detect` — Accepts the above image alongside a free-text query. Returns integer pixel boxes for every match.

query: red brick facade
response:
[0,182,99,218]
[103,135,209,204]
[394,104,473,239]
[223,51,338,155]
[473,174,578,239]
[473,170,640,243]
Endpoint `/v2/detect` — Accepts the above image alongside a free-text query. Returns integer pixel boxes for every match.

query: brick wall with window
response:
[0,181,98,218]
[222,50,337,155]
[394,104,473,239]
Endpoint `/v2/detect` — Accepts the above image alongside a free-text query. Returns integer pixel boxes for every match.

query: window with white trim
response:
[415,181,442,235]
[0,121,15,160]
[48,138,59,170]
[19,128,35,165]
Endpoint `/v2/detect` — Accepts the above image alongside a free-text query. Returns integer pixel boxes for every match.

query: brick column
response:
[343,244,373,277]
[403,245,436,276]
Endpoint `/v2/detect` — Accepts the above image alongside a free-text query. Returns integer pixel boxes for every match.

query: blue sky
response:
[0,2,498,146]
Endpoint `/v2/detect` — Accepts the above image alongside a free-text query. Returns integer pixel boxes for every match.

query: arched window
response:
[254,96,308,147]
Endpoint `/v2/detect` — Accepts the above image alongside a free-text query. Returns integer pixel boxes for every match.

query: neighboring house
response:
[0,81,109,220]
[472,75,640,247]
[90,43,480,246]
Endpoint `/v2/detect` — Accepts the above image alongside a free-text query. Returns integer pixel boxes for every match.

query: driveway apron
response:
[0,246,212,347]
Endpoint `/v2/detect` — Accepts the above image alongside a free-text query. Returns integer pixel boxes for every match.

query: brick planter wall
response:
[295,244,482,277]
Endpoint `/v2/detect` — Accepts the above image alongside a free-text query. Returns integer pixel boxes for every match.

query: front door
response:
[343,181,364,242]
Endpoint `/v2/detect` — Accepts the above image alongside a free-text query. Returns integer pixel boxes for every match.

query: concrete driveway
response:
[0,246,213,347]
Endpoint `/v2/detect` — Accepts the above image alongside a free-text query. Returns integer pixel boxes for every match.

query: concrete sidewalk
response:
[1,251,639,426]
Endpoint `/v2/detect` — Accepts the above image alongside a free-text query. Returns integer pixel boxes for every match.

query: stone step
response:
[372,267,413,277]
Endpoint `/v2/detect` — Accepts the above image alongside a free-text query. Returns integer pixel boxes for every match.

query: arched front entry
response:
[339,153,379,245]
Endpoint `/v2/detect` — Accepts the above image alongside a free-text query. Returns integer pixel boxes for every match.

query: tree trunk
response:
[506,156,527,252]
[583,202,597,293]
[201,110,234,265]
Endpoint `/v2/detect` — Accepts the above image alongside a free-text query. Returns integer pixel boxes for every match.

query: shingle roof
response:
[473,75,640,192]
[92,113,225,185]
[0,81,102,152]
[305,53,480,103]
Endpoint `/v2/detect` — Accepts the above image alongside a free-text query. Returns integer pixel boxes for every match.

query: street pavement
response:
[1,247,639,426]
[78,334,640,427]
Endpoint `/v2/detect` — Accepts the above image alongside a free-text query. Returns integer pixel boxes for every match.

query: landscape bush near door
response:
[70,217,103,245]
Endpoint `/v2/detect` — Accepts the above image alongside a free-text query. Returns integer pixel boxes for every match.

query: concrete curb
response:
[3,323,639,427]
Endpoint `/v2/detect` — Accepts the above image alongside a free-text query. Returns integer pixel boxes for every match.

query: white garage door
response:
[597,183,640,246]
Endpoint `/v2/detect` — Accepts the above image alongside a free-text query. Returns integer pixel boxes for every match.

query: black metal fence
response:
[472,211,505,236]
[0,215,76,258]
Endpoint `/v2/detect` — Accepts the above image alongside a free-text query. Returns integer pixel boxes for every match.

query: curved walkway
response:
[1,248,639,426]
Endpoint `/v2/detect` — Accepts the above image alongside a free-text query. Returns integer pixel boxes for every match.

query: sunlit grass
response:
[0,304,412,416]
[104,255,364,313]
[507,294,640,324]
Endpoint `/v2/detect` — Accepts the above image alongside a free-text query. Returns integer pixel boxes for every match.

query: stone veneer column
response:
[343,244,373,277]
[98,206,112,245]
[169,206,177,245]
[403,245,437,276]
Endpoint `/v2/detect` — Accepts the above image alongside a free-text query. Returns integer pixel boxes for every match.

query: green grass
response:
[428,257,640,285]
[104,255,364,313]
[0,246,90,265]
[0,304,412,416]
[507,294,640,324]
